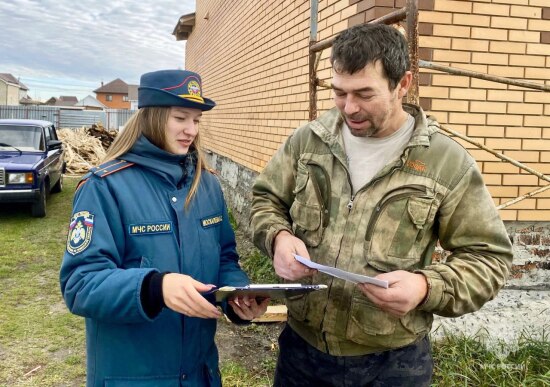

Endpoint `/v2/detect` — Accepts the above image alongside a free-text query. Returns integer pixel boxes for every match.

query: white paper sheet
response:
[293,254,389,289]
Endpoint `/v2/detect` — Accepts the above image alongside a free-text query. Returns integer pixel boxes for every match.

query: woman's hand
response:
[228,296,270,321]
[162,273,221,319]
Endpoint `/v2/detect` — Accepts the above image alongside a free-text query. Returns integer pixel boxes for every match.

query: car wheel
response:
[31,183,47,218]
[51,174,63,193]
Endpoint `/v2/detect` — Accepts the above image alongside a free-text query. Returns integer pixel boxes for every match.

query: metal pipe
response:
[419,60,550,92]
[310,0,318,42]
[497,184,550,210]
[439,123,550,184]
[406,0,419,105]
[309,0,319,120]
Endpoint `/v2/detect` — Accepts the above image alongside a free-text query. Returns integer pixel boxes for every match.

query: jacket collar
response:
[309,104,437,150]
[121,135,196,187]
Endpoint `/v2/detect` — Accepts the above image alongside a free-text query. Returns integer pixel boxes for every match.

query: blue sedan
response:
[0,119,66,217]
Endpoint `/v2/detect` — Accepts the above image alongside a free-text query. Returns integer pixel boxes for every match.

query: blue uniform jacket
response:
[60,135,249,386]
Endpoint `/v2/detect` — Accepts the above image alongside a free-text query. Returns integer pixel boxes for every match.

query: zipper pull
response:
[347,195,355,210]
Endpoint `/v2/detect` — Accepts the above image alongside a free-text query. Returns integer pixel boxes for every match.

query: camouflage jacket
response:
[250,104,513,356]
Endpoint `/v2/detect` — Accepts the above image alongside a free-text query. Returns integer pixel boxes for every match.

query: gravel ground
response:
[431,288,550,352]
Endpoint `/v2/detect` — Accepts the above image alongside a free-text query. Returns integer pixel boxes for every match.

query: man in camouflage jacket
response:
[250,24,512,386]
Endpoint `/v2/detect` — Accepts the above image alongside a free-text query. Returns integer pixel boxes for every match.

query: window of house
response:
[123,95,129,102]
[106,95,113,101]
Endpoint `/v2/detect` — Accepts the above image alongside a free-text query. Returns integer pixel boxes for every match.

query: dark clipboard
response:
[207,284,328,302]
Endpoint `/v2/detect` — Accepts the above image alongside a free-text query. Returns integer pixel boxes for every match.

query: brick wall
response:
[186,0,550,219]
[411,0,550,221]
[186,0,354,171]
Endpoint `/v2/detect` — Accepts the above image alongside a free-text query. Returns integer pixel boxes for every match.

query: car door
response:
[44,125,63,187]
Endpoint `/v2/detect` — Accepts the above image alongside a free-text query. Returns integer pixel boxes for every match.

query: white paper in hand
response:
[293,254,389,288]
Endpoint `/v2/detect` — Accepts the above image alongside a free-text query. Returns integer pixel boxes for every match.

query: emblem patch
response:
[188,80,201,99]
[201,215,223,228]
[67,211,95,255]
[406,159,427,173]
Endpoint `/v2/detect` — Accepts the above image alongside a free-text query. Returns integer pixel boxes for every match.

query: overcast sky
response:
[0,0,195,101]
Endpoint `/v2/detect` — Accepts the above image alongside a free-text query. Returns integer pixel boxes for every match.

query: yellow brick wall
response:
[416,0,550,221]
[185,0,550,219]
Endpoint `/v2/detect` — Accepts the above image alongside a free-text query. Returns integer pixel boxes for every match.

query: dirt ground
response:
[216,229,284,373]
[216,318,283,371]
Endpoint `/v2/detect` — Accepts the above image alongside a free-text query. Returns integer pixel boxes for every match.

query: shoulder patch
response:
[67,211,95,255]
[92,159,135,178]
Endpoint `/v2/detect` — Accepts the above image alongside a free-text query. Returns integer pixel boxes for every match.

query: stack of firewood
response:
[58,125,118,175]
[87,123,117,149]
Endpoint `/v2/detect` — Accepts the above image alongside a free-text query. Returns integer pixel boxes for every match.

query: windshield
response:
[0,125,44,151]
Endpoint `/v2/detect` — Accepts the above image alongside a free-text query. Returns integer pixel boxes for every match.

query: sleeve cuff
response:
[414,269,444,312]
[140,271,169,319]
[265,225,293,258]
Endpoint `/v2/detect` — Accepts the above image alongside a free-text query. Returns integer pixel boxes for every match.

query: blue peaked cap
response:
[138,69,215,111]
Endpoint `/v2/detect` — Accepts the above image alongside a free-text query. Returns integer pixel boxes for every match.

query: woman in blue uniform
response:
[60,69,269,386]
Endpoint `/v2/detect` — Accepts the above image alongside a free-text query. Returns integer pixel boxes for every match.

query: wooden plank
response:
[252,304,288,323]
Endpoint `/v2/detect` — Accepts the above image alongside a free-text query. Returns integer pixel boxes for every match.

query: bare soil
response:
[216,318,283,370]
[216,229,284,373]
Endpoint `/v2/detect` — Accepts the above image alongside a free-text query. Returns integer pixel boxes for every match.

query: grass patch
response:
[0,176,86,386]
[221,360,274,387]
[240,249,278,284]
[432,329,550,386]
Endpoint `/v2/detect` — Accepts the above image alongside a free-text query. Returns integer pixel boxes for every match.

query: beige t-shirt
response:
[342,114,415,194]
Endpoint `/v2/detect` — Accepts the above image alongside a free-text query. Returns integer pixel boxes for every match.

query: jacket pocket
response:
[388,196,435,258]
[365,188,436,272]
[286,293,310,321]
[399,308,433,336]
[285,276,312,322]
[290,161,326,247]
[346,295,397,345]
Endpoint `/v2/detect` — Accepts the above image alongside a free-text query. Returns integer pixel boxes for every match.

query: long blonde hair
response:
[103,107,206,208]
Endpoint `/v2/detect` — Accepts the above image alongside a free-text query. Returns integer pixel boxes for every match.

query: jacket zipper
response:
[365,184,427,242]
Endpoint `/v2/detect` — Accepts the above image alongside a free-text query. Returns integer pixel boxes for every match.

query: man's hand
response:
[162,273,222,319]
[228,296,270,320]
[272,231,316,280]
[357,271,428,317]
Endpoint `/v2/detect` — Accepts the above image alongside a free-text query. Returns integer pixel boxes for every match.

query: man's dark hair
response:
[330,24,410,90]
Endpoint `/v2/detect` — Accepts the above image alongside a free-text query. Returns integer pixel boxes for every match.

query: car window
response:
[49,126,59,141]
[0,125,44,151]
[44,125,52,144]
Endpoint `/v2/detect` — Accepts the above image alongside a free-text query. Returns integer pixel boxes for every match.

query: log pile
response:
[58,124,118,175]
[87,123,117,149]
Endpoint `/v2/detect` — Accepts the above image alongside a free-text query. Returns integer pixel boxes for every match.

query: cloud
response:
[0,0,195,100]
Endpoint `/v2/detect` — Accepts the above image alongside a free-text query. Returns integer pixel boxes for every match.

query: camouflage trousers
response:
[273,325,433,387]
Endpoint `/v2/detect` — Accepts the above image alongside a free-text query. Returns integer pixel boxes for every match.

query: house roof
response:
[75,95,106,108]
[94,78,129,94]
[0,73,28,90]
[19,95,42,105]
[173,12,195,41]
[44,96,78,106]
[60,96,78,103]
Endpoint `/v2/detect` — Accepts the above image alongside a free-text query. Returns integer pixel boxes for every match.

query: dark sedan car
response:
[0,119,66,217]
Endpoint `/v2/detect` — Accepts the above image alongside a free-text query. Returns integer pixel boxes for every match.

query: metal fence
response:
[0,105,136,130]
